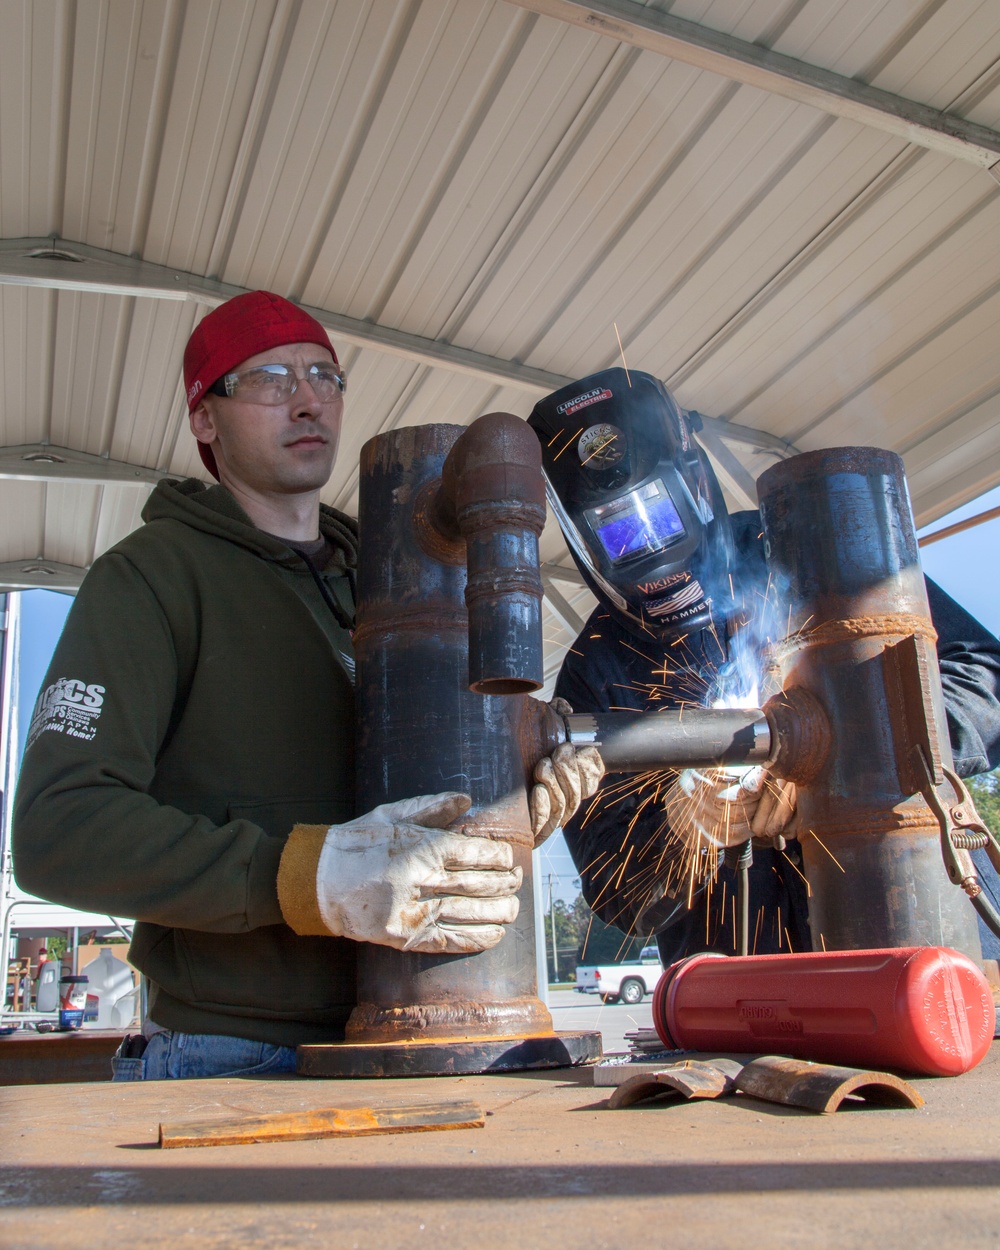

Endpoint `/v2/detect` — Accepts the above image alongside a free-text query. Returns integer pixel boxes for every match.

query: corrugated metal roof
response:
[1,0,999,687]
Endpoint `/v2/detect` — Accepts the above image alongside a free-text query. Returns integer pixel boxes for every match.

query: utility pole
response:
[548,873,558,984]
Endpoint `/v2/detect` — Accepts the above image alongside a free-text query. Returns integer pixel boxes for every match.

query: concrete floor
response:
[3,1039,998,1249]
[548,987,655,1054]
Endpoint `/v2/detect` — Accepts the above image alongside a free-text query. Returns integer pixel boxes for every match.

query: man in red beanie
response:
[182,290,341,487]
[12,291,599,1080]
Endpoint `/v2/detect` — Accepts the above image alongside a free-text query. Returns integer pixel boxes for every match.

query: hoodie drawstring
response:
[299,550,355,634]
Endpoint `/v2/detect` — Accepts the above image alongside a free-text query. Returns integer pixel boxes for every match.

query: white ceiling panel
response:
[49,292,137,457]
[42,481,103,570]
[0,482,46,564]
[91,485,155,560]
[0,285,53,445]
[0,0,996,652]
[674,152,995,411]
[111,298,196,473]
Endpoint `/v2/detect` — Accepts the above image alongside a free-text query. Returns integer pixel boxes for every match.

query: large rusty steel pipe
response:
[349,421,548,1045]
[757,447,982,960]
[304,418,601,1078]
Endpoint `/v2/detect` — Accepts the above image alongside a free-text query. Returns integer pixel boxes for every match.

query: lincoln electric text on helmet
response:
[528,369,735,641]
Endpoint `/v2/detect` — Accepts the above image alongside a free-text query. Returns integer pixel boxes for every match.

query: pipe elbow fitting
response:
[436,411,547,534]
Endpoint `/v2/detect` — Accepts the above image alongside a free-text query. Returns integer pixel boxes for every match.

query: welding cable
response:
[970,891,1000,944]
[724,838,753,957]
[959,827,1000,942]
[914,752,1000,943]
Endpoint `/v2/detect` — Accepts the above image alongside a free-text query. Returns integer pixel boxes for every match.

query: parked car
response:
[575,946,662,1005]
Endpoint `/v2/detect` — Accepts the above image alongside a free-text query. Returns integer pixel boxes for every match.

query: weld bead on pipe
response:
[760,688,832,784]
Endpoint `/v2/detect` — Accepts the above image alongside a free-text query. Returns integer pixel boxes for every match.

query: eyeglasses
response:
[209,362,347,406]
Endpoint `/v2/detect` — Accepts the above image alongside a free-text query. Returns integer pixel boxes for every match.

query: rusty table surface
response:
[2,1043,999,1250]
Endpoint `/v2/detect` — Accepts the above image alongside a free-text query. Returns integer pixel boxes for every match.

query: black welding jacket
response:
[554,511,1000,962]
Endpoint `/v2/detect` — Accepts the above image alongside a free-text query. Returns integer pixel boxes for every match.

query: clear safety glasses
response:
[210,362,347,406]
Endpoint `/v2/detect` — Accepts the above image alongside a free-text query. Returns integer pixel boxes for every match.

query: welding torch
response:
[535,682,1000,949]
[538,687,831,786]
[532,690,831,956]
[558,707,769,772]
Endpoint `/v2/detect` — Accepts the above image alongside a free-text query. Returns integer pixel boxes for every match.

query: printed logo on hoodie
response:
[27,678,105,750]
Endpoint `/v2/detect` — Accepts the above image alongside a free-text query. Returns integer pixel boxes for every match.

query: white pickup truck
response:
[574,946,663,1005]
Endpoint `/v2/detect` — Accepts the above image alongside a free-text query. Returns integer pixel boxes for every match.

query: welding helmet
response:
[527,368,734,641]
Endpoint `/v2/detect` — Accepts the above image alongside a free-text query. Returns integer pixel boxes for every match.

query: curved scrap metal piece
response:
[606,1059,744,1109]
[735,1056,924,1115]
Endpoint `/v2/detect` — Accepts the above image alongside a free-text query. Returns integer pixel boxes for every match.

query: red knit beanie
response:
[183,291,339,479]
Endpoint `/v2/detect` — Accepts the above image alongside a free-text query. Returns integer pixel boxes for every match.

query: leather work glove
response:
[750,774,798,850]
[277,792,523,954]
[666,766,797,852]
[530,699,605,846]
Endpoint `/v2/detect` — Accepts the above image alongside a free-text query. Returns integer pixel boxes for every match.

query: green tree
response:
[967,770,1000,837]
[541,897,580,982]
[570,892,645,965]
[542,892,649,981]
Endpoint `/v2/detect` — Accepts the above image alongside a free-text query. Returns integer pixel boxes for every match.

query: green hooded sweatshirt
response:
[13,479,360,1046]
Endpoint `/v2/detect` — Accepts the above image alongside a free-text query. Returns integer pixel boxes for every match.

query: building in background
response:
[1,592,130,1016]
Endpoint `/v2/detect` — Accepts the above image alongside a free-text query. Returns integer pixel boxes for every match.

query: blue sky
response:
[915,484,1000,637]
[17,589,73,757]
[15,482,1000,904]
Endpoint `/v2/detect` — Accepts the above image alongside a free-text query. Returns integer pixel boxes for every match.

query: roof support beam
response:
[0,239,569,395]
[697,413,797,459]
[541,573,587,637]
[507,0,1000,173]
[542,562,588,588]
[0,240,800,466]
[0,560,84,594]
[691,418,759,509]
[0,444,168,486]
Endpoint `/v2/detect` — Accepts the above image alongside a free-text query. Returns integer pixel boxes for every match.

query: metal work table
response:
[0,1030,125,1085]
[2,1044,998,1250]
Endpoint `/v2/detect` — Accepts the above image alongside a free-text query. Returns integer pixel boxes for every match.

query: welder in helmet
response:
[528,368,1000,963]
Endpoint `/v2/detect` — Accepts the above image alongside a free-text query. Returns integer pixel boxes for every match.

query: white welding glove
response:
[277,792,523,954]
[530,699,605,846]
[750,774,798,848]
[666,766,797,852]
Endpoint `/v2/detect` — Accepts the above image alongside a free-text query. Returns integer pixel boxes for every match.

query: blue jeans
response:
[111,1030,298,1081]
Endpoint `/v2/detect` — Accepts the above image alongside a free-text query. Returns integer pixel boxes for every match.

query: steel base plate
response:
[296,1030,603,1078]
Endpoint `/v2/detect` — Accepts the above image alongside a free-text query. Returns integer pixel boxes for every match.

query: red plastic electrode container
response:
[651,947,996,1077]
